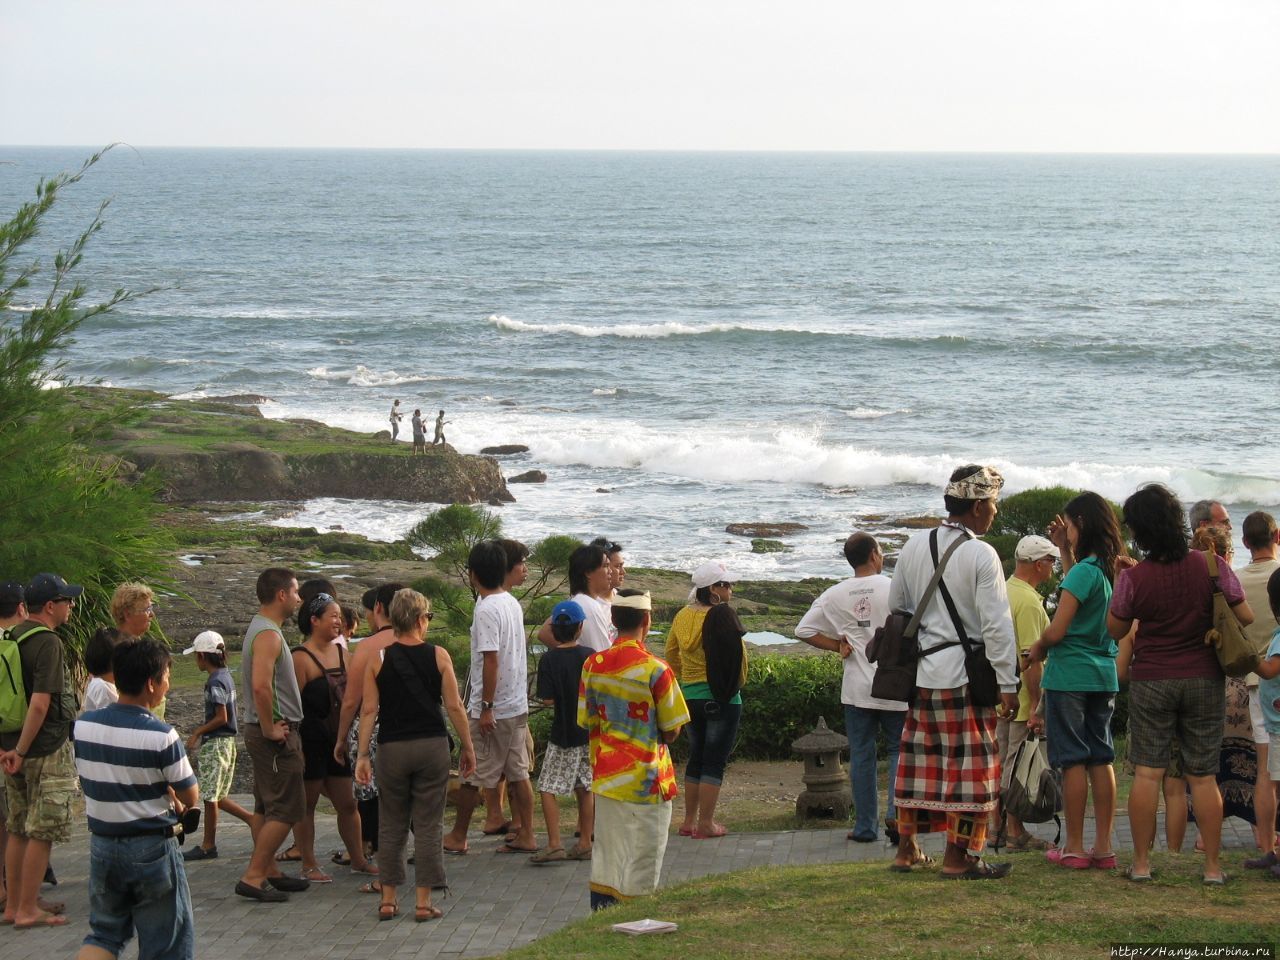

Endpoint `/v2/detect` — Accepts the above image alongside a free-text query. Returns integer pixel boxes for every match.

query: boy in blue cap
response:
[530,600,594,863]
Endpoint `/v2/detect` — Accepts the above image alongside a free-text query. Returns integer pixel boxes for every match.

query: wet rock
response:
[509,470,547,484]
[726,522,809,538]
[751,538,790,553]
[480,444,530,455]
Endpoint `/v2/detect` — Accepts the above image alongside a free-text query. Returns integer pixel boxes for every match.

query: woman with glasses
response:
[110,582,163,718]
[356,589,475,922]
[665,561,747,839]
[1028,492,1128,872]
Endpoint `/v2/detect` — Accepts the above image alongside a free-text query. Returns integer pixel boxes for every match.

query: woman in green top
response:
[1028,491,1127,871]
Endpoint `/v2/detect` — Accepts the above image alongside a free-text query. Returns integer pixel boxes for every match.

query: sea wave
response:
[843,407,910,420]
[592,387,620,396]
[306,365,450,388]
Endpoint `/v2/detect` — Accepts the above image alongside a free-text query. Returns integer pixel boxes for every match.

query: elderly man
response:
[1189,499,1231,532]
[889,465,1020,879]
[998,535,1058,850]
[796,532,904,843]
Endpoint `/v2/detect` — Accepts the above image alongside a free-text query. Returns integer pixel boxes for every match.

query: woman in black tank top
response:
[291,594,375,881]
[355,588,475,922]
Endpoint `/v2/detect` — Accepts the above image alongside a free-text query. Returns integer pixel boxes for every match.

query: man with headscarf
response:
[888,465,1020,879]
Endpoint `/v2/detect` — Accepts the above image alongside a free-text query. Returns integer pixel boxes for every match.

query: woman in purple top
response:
[1107,484,1253,884]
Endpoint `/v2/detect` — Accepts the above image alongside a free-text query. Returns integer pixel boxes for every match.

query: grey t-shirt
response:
[242,613,303,724]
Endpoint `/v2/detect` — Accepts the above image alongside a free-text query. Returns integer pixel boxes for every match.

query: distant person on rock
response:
[411,409,426,455]
[432,410,449,446]
[389,400,403,442]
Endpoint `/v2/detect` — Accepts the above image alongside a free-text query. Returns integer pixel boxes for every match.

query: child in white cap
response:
[182,631,253,860]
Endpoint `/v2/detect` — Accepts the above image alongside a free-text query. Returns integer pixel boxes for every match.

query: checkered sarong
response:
[894,685,999,814]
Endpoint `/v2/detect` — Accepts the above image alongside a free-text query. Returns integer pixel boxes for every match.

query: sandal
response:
[1006,833,1050,852]
[301,867,333,884]
[378,902,398,921]
[359,880,382,894]
[942,857,1012,880]
[529,846,567,864]
[14,911,69,929]
[275,847,302,863]
[330,851,351,866]
[566,845,592,861]
[691,824,728,840]
[1124,866,1153,883]
[888,853,935,873]
[415,904,443,922]
[481,821,512,836]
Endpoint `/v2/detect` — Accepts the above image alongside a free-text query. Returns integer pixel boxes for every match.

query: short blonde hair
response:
[388,588,431,635]
[110,582,154,625]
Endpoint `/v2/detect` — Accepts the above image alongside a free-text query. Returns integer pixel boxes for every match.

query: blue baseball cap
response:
[551,600,586,625]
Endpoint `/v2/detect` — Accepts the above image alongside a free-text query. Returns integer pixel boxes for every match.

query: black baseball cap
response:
[0,581,24,606]
[25,573,84,608]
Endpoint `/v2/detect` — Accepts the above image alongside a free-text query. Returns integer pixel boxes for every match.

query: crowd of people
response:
[2,467,1278,957]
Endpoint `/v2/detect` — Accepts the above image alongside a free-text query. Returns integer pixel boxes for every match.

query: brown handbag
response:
[1204,550,1257,678]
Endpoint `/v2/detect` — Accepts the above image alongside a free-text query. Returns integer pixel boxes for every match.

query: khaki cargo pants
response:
[5,739,77,843]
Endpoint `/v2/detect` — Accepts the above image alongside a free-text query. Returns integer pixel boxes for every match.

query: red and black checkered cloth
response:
[894,685,1000,814]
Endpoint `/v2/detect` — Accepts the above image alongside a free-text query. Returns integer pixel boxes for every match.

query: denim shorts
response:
[1044,690,1116,769]
[86,833,194,960]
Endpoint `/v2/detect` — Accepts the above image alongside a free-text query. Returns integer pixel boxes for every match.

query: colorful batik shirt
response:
[578,638,689,804]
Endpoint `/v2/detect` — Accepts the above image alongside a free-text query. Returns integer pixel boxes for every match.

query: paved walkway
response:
[2,799,1258,960]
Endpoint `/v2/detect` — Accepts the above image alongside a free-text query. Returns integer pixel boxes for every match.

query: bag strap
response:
[295,645,327,672]
[1204,550,1223,592]
[912,528,968,658]
[385,643,438,704]
[930,529,982,655]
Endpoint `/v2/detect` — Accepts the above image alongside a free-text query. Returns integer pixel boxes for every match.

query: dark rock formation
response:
[726,522,809,538]
[508,470,548,484]
[480,444,530,455]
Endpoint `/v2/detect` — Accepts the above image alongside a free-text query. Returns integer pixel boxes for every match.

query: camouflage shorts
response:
[5,740,77,843]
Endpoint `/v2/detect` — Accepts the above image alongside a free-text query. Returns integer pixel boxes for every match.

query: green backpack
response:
[0,625,53,733]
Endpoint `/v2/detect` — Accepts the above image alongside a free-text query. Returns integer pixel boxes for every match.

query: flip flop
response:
[15,911,69,929]
[1202,872,1228,886]
[677,826,694,837]
[498,842,538,854]
[330,851,351,866]
[37,898,65,915]
[691,824,728,839]
[350,863,379,875]
[274,847,302,863]
[358,880,383,894]
[415,905,443,922]
[480,821,512,836]
[888,854,935,873]
[443,845,468,856]
[301,867,333,884]
[1124,866,1153,883]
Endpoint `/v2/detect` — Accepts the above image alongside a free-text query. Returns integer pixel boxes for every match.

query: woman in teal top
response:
[1028,491,1127,871]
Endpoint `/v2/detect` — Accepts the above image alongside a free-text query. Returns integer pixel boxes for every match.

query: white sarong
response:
[590,795,673,900]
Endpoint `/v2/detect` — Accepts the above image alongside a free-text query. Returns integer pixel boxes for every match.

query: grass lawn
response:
[498,853,1279,960]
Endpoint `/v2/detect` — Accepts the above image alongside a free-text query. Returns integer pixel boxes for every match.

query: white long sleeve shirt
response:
[887,523,1019,693]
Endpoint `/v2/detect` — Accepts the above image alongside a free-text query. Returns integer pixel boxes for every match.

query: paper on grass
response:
[611,918,678,935]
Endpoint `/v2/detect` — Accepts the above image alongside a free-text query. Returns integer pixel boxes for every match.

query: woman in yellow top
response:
[666,561,748,839]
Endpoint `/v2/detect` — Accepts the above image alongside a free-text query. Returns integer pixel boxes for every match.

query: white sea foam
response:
[306,365,444,388]
[488,314,728,339]
[592,387,619,396]
[486,313,963,342]
[843,407,910,420]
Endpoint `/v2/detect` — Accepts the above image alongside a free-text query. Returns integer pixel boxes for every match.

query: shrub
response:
[991,486,1083,538]
[736,653,844,760]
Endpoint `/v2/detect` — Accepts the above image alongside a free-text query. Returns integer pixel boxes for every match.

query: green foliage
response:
[404,503,503,583]
[517,534,580,603]
[990,486,1082,538]
[736,653,844,760]
[409,575,475,635]
[0,149,172,670]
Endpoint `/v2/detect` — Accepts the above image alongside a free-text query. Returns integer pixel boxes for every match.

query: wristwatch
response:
[480,700,494,711]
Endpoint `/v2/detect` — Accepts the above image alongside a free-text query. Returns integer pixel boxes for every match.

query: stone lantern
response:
[791,716,851,820]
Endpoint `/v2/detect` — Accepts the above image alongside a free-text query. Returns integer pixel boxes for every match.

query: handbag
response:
[929,532,1001,708]
[867,530,967,703]
[1000,734,1062,841]
[1204,550,1257,678]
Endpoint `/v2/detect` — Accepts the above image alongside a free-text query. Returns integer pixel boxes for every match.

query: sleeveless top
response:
[296,644,347,742]
[376,642,447,744]
[243,613,303,723]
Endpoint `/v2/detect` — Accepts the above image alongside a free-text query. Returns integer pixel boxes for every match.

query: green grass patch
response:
[498,853,1278,960]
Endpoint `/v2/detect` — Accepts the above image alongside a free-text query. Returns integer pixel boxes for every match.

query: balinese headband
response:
[611,592,652,611]
[945,466,1005,501]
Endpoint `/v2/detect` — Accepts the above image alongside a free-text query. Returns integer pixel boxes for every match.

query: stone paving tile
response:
[1,794,1260,960]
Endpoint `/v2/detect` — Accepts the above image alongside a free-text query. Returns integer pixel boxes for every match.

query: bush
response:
[736,653,844,760]
[990,486,1082,538]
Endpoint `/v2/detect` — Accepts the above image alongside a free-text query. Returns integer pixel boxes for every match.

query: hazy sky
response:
[4,0,1278,152]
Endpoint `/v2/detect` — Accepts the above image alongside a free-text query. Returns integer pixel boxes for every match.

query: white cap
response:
[183,630,226,656]
[1014,535,1060,563]
[691,560,736,589]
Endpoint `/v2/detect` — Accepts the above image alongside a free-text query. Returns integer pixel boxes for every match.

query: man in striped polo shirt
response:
[74,639,198,960]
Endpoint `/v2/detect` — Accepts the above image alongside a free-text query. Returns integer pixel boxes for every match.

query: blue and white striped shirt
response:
[74,703,197,837]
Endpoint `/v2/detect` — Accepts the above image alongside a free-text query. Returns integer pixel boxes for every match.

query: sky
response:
[3,0,1278,152]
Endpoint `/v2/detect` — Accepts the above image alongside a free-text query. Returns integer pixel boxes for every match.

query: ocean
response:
[2,147,1278,579]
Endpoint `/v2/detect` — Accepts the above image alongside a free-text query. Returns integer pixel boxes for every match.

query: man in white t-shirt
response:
[538,544,616,652]
[444,541,535,854]
[796,533,904,843]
